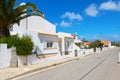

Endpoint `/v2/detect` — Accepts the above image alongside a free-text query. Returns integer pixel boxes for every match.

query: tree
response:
[111,42,120,47]
[0,0,44,38]
[89,40,103,52]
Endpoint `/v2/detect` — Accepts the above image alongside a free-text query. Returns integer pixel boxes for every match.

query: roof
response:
[101,40,110,44]
[84,42,92,45]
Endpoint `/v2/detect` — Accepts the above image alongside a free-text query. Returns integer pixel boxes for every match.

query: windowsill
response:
[44,48,57,50]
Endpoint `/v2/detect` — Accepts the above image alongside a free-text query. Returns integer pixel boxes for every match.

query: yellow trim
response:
[39,32,58,37]
[65,36,74,39]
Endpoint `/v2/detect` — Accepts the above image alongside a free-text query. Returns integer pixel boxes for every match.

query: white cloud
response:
[99,1,120,11]
[61,12,83,21]
[60,12,83,27]
[113,35,120,38]
[85,4,99,17]
[60,21,72,27]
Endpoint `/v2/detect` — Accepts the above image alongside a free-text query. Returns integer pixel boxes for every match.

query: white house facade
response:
[10,16,74,59]
[57,32,74,55]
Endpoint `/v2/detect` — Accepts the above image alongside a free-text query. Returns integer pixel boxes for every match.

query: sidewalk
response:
[0,56,81,80]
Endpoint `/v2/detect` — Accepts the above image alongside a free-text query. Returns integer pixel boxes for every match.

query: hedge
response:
[0,35,34,56]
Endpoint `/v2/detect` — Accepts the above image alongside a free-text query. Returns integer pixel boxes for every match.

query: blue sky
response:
[17,0,120,41]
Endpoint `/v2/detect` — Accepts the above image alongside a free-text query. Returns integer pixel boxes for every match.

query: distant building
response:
[84,42,92,48]
[72,33,84,49]
[101,40,111,47]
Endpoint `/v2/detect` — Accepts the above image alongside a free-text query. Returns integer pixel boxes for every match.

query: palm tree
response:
[0,0,44,38]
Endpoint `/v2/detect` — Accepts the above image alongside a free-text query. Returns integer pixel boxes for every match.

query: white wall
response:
[11,26,60,55]
[57,32,74,54]
[64,37,74,52]
[0,44,11,68]
[28,16,56,34]
[10,16,59,55]
[11,16,56,35]
[38,34,59,54]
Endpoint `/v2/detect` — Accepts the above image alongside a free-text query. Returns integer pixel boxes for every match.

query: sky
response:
[17,0,120,41]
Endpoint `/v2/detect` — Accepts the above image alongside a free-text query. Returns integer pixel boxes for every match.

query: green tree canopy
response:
[0,0,44,38]
[89,40,103,48]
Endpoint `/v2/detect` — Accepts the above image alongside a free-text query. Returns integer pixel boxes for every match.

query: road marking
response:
[79,51,112,80]
[10,49,116,80]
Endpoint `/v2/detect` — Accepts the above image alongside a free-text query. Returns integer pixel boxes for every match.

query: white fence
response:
[0,44,69,67]
[16,45,109,66]
[0,44,107,68]
[76,48,102,57]
[0,44,11,68]
[18,54,64,65]
[77,49,93,56]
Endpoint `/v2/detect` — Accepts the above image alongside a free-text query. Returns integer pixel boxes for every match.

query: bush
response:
[16,35,34,56]
[0,35,20,48]
[0,35,34,56]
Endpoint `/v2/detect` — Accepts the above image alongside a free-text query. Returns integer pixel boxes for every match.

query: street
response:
[15,48,120,80]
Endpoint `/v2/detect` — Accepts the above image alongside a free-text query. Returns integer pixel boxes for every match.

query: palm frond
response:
[0,0,44,30]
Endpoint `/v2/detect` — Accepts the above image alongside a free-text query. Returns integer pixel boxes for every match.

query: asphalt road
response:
[16,48,120,80]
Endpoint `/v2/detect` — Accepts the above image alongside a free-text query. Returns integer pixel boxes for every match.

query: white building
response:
[57,32,74,55]
[101,40,111,48]
[10,16,74,59]
[72,33,83,49]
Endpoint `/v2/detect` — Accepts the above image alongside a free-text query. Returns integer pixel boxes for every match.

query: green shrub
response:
[0,35,20,48]
[16,35,34,56]
[0,37,6,43]
[0,35,34,56]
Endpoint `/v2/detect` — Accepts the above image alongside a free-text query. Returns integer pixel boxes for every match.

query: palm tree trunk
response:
[0,27,10,38]
[3,27,10,36]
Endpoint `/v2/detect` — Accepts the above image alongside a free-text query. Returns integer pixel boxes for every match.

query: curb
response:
[6,57,80,80]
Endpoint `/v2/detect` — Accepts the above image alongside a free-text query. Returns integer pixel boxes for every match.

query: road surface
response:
[15,48,120,80]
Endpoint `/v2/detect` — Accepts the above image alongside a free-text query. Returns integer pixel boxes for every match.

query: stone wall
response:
[10,47,18,67]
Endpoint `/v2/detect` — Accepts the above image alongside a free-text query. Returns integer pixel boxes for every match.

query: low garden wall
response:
[0,44,11,68]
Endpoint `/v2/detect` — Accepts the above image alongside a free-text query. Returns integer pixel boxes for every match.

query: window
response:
[47,42,53,48]
[43,41,57,49]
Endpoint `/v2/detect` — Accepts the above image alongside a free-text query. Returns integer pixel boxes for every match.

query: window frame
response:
[47,41,53,48]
